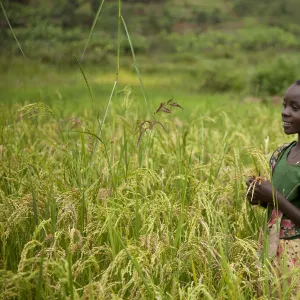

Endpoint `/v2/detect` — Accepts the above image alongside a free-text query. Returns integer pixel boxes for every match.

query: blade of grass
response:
[29,173,39,227]
[74,56,98,118]
[191,257,198,284]
[116,0,121,81]
[63,130,103,145]
[92,80,117,162]
[67,249,74,300]
[90,1,121,164]
[121,15,148,107]
[0,1,26,58]
[113,227,154,299]
[81,0,105,61]
[36,249,44,300]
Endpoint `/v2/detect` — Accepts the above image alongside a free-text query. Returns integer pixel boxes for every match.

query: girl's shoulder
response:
[270,141,296,171]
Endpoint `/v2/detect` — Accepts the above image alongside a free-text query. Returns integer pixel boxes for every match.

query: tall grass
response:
[1,95,300,298]
[1,0,300,299]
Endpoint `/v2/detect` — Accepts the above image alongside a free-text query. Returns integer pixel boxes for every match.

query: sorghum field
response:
[1,59,299,299]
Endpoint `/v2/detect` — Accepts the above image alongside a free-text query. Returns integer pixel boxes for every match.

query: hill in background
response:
[1,0,300,95]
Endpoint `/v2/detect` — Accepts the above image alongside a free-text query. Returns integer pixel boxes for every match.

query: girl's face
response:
[282,84,300,135]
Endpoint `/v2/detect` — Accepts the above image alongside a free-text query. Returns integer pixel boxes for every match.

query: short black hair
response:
[296,80,300,85]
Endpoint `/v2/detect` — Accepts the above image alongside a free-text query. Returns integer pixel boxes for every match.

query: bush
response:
[251,57,298,96]
[238,27,299,51]
[121,35,150,55]
[199,62,246,93]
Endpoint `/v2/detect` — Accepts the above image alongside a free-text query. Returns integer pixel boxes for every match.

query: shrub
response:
[238,27,299,51]
[251,57,298,96]
[199,63,245,93]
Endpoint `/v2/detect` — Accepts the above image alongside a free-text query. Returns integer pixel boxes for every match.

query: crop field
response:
[2,0,300,297]
[1,58,299,299]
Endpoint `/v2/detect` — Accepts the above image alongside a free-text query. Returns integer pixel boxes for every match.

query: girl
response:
[246,80,300,289]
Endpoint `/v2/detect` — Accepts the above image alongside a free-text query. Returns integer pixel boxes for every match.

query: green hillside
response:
[1,0,300,95]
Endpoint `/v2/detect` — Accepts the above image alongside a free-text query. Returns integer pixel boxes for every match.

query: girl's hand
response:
[246,177,261,205]
[246,177,276,206]
[247,178,300,226]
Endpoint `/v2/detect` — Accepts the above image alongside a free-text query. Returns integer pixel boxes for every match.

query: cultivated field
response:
[1,60,299,299]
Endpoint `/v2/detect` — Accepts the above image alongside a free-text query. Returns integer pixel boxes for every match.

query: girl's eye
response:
[282,103,287,108]
[292,106,299,111]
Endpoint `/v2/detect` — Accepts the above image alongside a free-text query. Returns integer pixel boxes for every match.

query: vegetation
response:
[2,0,300,95]
[1,0,300,298]
[1,64,300,298]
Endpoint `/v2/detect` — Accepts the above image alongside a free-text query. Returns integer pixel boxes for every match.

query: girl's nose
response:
[282,107,291,117]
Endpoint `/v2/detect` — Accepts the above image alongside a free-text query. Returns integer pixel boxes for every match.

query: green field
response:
[1,58,299,299]
[2,0,300,298]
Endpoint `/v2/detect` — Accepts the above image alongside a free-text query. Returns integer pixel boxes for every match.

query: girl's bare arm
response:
[247,178,300,226]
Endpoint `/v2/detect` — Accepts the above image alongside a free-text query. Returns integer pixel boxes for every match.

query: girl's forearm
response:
[276,193,300,226]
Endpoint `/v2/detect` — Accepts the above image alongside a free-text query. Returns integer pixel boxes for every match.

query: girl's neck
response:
[295,135,300,149]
